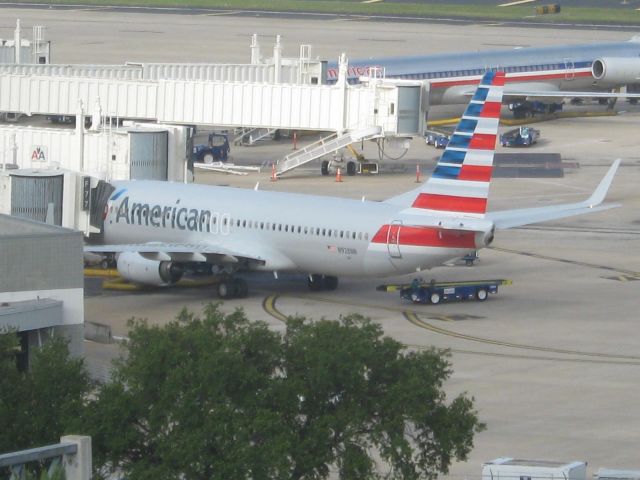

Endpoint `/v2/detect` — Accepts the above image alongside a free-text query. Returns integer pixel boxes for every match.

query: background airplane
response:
[86,71,620,299]
[327,36,640,113]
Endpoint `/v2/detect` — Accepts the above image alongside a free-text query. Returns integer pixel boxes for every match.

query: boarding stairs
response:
[234,127,277,146]
[275,126,382,176]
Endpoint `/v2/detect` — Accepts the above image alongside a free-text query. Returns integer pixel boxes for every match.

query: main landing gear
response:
[217,277,249,299]
[308,274,339,291]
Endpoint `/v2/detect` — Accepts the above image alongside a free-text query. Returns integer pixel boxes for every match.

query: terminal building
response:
[0,214,84,368]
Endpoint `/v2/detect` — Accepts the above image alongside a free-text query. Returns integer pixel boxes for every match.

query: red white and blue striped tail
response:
[412,70,505,217]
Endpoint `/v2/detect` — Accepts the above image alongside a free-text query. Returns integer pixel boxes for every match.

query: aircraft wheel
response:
[321,160,329,176]
[233,278,249,298]
[346,161,356,176]
[324,276,339,291]
[217,280,236,299]
[429,292,441,305]
[308,274,324,291]
[476,288,488,302]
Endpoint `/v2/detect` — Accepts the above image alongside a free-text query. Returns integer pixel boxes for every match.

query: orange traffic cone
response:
[335,167,343,182]
[270,163,277,182]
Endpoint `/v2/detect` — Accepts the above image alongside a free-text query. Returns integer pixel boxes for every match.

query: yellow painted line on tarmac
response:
[403,311,640,361]
[261,294,474,323]
[262,295,289,323]
[84,268,119,278]
[427,117,460,127]
[263,295,640,365]
[498,0,536,6]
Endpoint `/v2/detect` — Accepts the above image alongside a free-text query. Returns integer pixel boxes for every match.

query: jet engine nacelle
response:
[116,252,183,286]
[475,225,495,248]
[592,57,640,85]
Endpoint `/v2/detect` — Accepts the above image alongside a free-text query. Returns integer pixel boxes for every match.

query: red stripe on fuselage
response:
[430,69,592,89]
[372,225,476,249]
[458,165,493,182]
[412,193,487,214]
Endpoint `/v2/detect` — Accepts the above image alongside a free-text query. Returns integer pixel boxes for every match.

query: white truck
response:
[483,458,587,480]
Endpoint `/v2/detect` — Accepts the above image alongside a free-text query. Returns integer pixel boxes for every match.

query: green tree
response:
[0,332,91,453]
[86,304,483,479]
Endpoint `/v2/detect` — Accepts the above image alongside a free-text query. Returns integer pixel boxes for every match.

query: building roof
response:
[0,298,64,332]
[485,458,585,468]
[0,214,78,238]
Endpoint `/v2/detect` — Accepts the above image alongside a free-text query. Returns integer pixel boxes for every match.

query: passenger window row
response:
[232,217,369,241]
[403,63,568,80]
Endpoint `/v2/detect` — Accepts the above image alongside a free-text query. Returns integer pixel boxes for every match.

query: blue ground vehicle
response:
[509,100,562,119]
[192,133,230,163]
[424,131,450,149]
[378,279,511,305]
[500,126,540,147]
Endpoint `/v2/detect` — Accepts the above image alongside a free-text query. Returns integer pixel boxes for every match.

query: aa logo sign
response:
[31,146,48,162]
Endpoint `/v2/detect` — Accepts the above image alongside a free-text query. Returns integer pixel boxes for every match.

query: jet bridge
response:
[0,54,423,142]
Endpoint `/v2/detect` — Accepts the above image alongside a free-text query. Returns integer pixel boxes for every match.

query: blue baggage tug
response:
[377,279,512,305]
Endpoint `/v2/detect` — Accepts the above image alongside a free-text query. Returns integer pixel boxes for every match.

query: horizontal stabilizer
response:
[487,160,621,229]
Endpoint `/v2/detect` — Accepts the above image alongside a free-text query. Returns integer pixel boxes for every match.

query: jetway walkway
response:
[276,126,382,176]
[0,53,425,175]
[0,71,421,133]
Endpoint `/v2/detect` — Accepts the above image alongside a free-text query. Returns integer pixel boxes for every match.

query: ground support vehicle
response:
[509,100,562,119]
[424,130,450,149]
[500,126,540,147]
[377,279,511,305]
[191,133,230,163]
[462,251,479,266]
[321,150,377,176]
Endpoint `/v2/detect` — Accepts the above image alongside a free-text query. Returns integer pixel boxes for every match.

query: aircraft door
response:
[564,58,575,80]
[386,221,402,259]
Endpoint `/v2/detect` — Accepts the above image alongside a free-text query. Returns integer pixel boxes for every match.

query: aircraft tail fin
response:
[389,70,505,216]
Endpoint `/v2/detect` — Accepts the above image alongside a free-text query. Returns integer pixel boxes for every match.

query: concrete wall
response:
[0,215,84,356]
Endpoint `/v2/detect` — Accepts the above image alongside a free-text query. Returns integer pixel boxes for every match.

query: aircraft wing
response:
[463,87,640,99]
[486,160,621,230]
[504,90,640,99]
[84,241,267,265]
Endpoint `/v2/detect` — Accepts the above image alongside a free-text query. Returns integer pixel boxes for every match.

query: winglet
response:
[586,159,621,208]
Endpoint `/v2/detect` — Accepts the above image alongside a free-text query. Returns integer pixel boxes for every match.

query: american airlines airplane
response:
[86,71,620,299]
[327,36,640,107]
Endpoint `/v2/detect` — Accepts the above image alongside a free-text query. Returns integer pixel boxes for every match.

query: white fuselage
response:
[103,181,481,278]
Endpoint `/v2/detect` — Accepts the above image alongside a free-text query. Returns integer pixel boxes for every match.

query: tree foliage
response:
[86,304,484,479]
[0,332,91,454]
